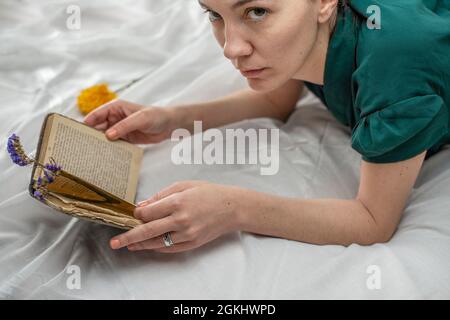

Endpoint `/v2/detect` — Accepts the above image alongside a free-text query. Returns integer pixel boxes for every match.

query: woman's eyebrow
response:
[198,0,272,10]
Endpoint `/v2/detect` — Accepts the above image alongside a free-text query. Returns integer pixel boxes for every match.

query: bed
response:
[0,0,449,299]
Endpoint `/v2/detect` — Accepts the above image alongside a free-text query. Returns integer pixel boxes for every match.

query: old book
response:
[29,113,144,230]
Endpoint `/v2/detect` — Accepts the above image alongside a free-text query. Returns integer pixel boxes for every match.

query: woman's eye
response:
[204,9,222,22]
[202,7,268,23]
[247,8,268,21]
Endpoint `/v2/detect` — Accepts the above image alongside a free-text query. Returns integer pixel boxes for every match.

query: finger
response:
[94,121,108,131]
[133,193,178,222]
[105,110,148,141]
[83,99,120,126]
[110,216,177,249]
[127,231,187,251]
[137,181,198,207]
[153,241,199,253]
[125,131,168,144]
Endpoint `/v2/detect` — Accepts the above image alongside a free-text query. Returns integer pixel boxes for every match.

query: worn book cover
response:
[28,113,144,229]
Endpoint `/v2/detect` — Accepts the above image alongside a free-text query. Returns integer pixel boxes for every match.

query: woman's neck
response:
[292,8,339,85]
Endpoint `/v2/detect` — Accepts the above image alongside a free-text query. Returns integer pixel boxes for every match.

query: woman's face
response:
[199,0,323,92]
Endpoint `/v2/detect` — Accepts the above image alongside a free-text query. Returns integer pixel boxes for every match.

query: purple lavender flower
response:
[45,163,62,173]
[6,133,62,202]
[33,190,44,201]
[44,170,54,183]
[7,134,33,166]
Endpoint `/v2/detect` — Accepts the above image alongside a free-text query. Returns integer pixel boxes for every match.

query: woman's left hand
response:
[110,181,241,253]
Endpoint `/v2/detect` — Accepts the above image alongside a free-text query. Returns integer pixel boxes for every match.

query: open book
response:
[29,113,144,230]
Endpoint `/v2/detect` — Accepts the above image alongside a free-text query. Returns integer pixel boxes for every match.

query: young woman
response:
[83,0,450,252]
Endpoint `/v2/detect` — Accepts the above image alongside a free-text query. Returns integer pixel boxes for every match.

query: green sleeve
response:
[351,95,448,163]
[349,0,449,163]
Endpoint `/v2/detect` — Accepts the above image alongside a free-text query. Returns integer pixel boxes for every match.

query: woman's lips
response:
[240,68,267,78]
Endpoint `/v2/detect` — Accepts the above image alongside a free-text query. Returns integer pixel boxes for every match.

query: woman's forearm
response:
[231,188,389,246]
[170,81,303,133]
[171,89,289,133]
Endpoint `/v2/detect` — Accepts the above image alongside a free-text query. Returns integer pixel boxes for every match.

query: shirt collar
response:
[322,3,360,127]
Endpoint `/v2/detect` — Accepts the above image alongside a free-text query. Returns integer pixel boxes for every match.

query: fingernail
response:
[137,201,146,207]
[106,129,117,139]
[110,239,121,249]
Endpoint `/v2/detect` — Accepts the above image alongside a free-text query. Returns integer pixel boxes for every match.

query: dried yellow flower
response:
[77,83,117,115]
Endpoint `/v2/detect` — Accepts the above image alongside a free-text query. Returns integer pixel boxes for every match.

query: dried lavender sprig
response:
[7,134,34,166]
[33,190,45,201]
[6,133,62,202]
[33,157,62,202]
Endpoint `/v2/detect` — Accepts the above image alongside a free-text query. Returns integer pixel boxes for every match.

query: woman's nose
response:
[223,29,252,60]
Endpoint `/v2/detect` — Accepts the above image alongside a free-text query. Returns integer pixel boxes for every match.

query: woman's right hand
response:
[83,99,179,144]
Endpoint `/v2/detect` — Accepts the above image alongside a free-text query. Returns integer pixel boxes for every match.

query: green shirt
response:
[305,0,450,163]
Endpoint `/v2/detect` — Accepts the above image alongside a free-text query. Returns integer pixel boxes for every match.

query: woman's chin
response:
[247,78,282,93]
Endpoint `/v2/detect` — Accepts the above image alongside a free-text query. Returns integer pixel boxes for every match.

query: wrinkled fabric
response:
[1,0,450,299]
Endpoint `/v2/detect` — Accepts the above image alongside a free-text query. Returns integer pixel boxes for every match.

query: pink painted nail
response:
[110,239,121,249]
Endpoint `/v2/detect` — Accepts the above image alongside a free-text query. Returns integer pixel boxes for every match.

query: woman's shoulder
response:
[349,0,450,87]
[342,1,450,164]
[350,0,450,54]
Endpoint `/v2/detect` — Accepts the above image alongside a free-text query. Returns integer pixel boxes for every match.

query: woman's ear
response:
[317,0,339,24]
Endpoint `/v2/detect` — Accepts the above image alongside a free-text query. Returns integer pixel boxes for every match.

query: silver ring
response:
[163,232,174,247]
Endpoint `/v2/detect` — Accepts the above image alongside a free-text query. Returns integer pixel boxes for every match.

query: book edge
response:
[28,112,56,198]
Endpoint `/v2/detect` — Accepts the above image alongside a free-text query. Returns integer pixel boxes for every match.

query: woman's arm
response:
[108,151,426,253]
[108,138,426,252]
[83,80,303,144]
[234,151,427,246]
[170,79,304,132]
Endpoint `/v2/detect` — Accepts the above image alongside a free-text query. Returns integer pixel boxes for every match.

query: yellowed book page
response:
[45,193,142,230]
[34,113,143,203]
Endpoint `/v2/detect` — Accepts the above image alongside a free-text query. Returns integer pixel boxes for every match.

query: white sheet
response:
[1,0,449,299]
